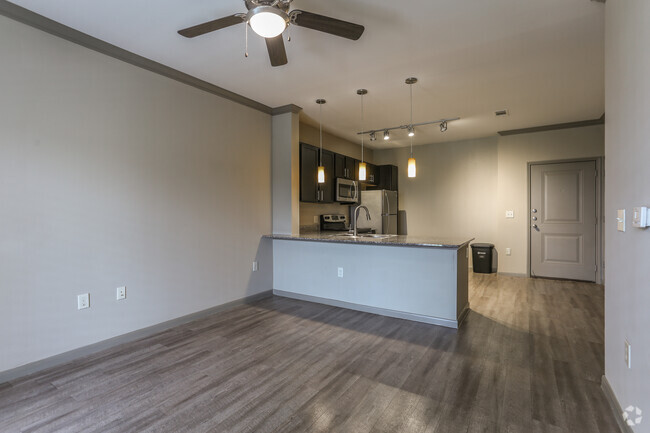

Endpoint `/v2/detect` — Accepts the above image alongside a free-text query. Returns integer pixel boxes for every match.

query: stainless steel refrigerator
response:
[356,190,398,234]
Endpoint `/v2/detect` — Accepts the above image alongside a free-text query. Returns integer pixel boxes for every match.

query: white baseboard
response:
[601,375,635,433]
[0,290,272,384]
[273,289,463,329]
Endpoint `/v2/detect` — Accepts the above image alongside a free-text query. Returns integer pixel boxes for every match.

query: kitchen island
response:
[265,233,473,329]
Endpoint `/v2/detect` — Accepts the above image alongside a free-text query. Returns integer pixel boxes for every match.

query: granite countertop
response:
[264,233,474,249]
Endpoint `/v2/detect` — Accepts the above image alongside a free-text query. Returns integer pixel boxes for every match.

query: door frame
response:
[527,157,604,284]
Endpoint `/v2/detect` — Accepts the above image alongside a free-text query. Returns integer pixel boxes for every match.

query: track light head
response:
[440,121,448,132]
[407,125,415,137]
[383,130,390,140]
[369,131,376,141]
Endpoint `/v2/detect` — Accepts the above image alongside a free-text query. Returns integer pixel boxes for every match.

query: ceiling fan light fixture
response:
[247,6,288,38]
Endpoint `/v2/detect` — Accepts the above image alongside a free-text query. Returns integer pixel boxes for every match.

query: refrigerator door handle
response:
[384,191,390,217]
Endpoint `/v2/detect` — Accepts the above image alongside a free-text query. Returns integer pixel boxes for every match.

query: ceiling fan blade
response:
[178,15,243,38]
[266,35,288,67]
[291,10,364,40]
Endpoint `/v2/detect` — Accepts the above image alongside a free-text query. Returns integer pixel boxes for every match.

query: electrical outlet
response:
[77,293,89,310]
[505,210,514,219]
[625,339,631,368]
[252,261,258,272]
[506,248,511,256]
[116,286,126,300]
[337,267,344,278]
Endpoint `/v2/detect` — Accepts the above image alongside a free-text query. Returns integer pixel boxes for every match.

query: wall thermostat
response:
[632,207,649,228]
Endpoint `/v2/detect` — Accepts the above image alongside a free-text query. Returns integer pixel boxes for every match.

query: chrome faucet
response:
[351,205,371,237]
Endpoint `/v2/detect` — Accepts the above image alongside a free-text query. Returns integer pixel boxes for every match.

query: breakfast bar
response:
[266,233,473,328]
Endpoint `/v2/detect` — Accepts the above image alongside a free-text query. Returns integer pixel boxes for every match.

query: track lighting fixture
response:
[369,131,376,141]
[407,125,415,137]
[383,130,390,140]
[440,121,448,132]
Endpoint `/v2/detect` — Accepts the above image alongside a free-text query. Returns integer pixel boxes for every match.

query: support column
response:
[271,105,301,235]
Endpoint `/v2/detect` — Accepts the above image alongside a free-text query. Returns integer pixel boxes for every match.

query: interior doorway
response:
[528,159,602,282]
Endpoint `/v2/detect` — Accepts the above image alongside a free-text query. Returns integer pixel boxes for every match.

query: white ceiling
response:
[9,0,605,149]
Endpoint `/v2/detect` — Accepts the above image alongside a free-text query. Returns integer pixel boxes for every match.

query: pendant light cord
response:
[361,94,363,162]
[319,102,323,165]
[409,83,413,158]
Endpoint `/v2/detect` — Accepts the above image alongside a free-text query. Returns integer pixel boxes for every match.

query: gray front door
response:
[530,161,597,281]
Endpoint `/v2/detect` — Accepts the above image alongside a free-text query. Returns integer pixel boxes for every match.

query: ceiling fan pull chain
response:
[245,22,249,58]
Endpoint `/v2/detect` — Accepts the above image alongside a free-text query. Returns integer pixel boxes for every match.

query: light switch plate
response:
[116,286,126,300]
[337,267,343,278]
[505,210,514,218]
[632,207,648,228]
[252,261,258,272]
[617,209,626,232]
[506,248,511,256]
[77,293,89,310]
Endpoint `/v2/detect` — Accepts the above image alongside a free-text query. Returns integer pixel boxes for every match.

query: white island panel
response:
[272,239,469,328]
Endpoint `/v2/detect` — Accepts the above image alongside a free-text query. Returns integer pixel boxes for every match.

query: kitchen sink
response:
[327,233,397,240]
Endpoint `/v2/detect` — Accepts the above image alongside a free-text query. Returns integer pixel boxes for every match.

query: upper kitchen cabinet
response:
[360,162,379,186]
[368,165,398,191]
[335,154,358,180]
[300,142,334,203]
[319,150,335,202]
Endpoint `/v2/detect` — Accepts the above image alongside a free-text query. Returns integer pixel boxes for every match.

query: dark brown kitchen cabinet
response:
[319,150,335,202]
[300,142,334,203]
[378,165,398,191]
[335,154,357,180]
[361,163,379,186]
[300,143,319,202]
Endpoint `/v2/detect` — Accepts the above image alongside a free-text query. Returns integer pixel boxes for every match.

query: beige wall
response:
[0,15,272,373]
[298,123,371,230]
[299,123,373,162]
[496,125,604,274]
[373,137,499,248]
[374,125,604,275]
[604,0,650,421]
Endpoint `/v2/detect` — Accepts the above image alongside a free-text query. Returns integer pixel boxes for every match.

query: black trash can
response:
[471,243,494,273]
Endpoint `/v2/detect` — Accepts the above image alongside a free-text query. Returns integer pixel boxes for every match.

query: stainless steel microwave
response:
[336,178,359,203]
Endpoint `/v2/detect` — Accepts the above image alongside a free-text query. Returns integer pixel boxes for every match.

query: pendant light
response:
[357,89,368,181]
[316,99,326,183]
[406,77,418,178]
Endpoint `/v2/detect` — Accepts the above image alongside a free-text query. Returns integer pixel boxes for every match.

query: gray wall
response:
[604,0,650,426]
[373,126,604,275]
[0,15,272,373]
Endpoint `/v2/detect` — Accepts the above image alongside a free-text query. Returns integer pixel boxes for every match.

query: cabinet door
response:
[346,157,357,180]
[378,165,398,191]
[300,143,319,202]
[319,150,335,202]
[367,163,379,185]
[334,153,346,179]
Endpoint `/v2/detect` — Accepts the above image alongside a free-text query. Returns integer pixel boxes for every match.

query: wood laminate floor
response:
[0,274,618,433]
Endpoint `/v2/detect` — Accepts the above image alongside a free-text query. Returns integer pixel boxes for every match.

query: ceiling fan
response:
[178,0,365,67]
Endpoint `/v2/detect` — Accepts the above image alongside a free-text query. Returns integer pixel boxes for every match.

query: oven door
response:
[336,178,359,203]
